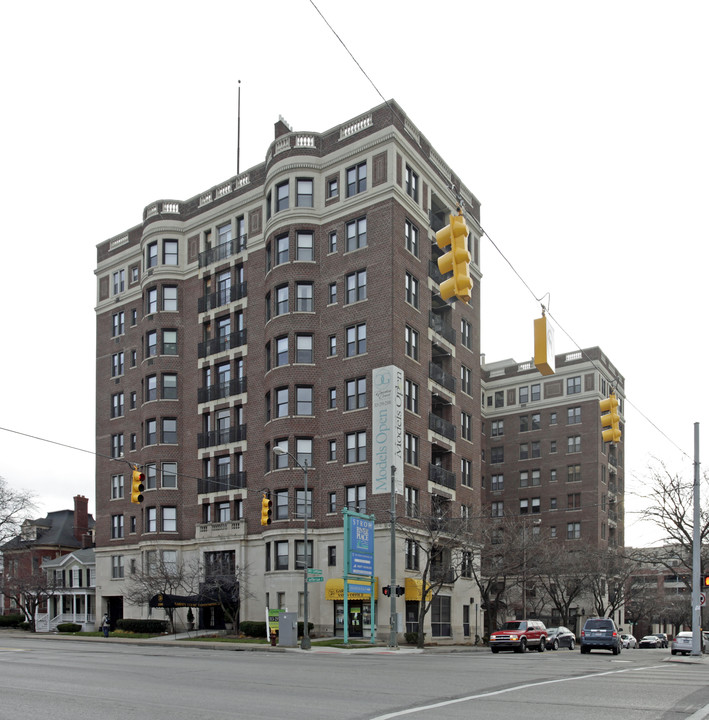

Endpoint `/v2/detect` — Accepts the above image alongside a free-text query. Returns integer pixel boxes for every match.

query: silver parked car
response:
[671,631,709,655]
[620,633,637,649]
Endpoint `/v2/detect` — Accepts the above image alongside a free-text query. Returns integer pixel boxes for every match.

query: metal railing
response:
[198,282,247,313]
[429,413,456,441]
[429,463,456,489]
[198,377,247,403]
[429,362,456,393]
[198,424,247,449]
[198,329,247,358]
[197,473,247,494]
[198,236,247,268]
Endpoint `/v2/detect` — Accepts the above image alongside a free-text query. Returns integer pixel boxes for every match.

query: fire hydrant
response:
[270,631,277,646]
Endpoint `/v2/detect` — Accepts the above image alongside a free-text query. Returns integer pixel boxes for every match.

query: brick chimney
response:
[73,495,89,543]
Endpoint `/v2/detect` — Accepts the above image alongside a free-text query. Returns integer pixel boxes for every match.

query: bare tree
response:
[533,544,589,627]
[0,477,36,545]
[1,569,56,632]
[587,548,638,618]
[396,507,477,649]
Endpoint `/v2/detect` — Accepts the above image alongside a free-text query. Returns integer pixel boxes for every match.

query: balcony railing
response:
[196,520,246,538]
[429,413,456,442]
[198,282,248,313]
[197,472,247,494]
[198,329,247,358]
[430,566,456,584]
[198,236,247,268]
[198,377,247,404]
[429,311,456,344]
[428,259,445,285]
[429,362,456,393]
[198,424,247,449]
[429,463,456,489]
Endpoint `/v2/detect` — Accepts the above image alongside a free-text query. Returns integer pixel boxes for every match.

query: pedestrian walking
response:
[101,613,110,638]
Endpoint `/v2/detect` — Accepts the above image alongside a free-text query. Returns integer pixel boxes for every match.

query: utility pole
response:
[389,464,398,649]
[692,423,701,656]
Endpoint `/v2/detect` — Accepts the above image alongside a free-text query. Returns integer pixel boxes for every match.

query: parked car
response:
[652,633,669,648]
[639,635,661,648]
[620,634,637,649]
[489,620,547,653]
[671,631,694,655]
[545,626,576,650]
[580,617,622,654]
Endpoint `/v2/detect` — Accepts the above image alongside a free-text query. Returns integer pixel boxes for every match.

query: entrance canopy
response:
[149,593,220,609]
[325,578,379,601]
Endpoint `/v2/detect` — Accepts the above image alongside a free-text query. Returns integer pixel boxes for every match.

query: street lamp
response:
[273,446,311,650]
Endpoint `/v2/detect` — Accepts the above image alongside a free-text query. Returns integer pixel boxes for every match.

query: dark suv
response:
[489,620,547,653]
[580,617,622,654]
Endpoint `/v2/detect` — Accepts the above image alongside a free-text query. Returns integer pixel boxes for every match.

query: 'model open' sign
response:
[371,365,404,495]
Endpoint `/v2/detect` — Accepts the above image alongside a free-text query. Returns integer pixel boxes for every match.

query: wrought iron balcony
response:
[429,462,456,489]
[429,362,456,393]
[198,282,248,313]
[429,413,456,442]
[198,236,247,268]
[198,329,247,358]
[198,377,247,403]
[197,472,247,494]
[429,311,456,344]
[198,424,247,449]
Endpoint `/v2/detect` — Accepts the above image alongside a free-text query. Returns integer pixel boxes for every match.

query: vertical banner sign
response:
[348,515,374,577]
[372,365,404,495]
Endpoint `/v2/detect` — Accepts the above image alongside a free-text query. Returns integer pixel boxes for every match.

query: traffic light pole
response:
[691,423,701,656]
[389,464,398,649]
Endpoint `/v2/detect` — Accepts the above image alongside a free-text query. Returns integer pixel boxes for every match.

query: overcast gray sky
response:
[1,0,706,546]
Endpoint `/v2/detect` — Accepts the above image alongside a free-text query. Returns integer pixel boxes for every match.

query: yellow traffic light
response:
[703,575,709,587]
[261,494,272,526]
[131,467,145,504]
[599,393,621,443]
[436,213,472,303]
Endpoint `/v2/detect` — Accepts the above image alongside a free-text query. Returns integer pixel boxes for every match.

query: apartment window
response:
[295,540,314,570]
[531,413,541,430]
[491,474,503,492]
[405,272,419,308]
[162,373,177,399]
[295,486,313,520]
[111,555,124,579]
[345,270,367,304]
[550,468,558,482]
[405,165,419,201]
[275,284,289,315]
[519,386,529,404]
[216,502,230,522]
[296,179,313,208]
[110,475,124,500]
[275,234,289,265]
[275,541,289,570]
[162,507,177,532]
[163,240,178,265]
[520,416,529,433]
[495,390,504,408]
[111,392,124,419]
[405,433,419,466]
[550,497,557,510]
[491,501,504,518]
[405,380,419,414]
[567,435,581,453]
[163,286,177,311]
[146,242,158,268]
[328,335,337,356]
[265,292,271,322]
[146,287,158,314]
[294,232,314,263]
[162,462,178,488]
[346,431,366,463]
[405,486,420,517]
[328,282,337,304]
[113,269,125,295]
[531,497,541,514]
[346,485,366,513]
[146,375,157,402]
[296,282,314,312]
[346,377,366,410]
[531,441,541,458]
[346,161,367,196]
[162,329,177,355]
[145,463,157,490]
[567,464,581,483]
[111,434,124,458]
[275,335,289,367]
[405,219,419,257]
[520,499,529,515]
[568,493,581,510]
[328,545,337,566]
[162,418,177,444]
[490,447,504,464]
[567,406,581,424]
[567,376,581,395]
[520,471,529,487]
[145,419,157,446]
[567,522,581,540]
[531,383,541,401]
[461,366,471,395]
[111,514,124,539]
[491,420,503,437]
[295,334,313,364]
[328,231,337,253]
[405,325,418,360]
[345,217,367,251]
[328,387,336,409]
[519,444,529,460]
[460,319,472,349]
[112,311,124,337]
[406,539,420,570]
[276,181,289,212]
[274,490,288,520]
[346,323,366,357]
[550,412,557,425]
[531,469,541,486]
[275,387,289,418]
[296,386,313,416]
[327,178,338,199]
[328,439,337,461]
[146,331,157,357]
[131,308,137,326]
[461,458,472,487]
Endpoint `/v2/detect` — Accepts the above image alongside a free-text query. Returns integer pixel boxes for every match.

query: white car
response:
[620,634,637,649]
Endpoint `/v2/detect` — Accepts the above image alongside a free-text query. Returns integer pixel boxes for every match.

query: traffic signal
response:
[436,213,472,303]
[395,585,405,597]
[130,467,145,504]
[260,494,272,526]
[599,393,622,443]
[382,585,391,597]
[703,575,709,588]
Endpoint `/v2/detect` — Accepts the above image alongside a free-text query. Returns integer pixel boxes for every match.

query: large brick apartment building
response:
[94,100,484,641]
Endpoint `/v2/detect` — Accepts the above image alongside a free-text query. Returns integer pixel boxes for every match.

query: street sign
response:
[307,576,324,583]
[700,592,706,607]
[307,568,323,575]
